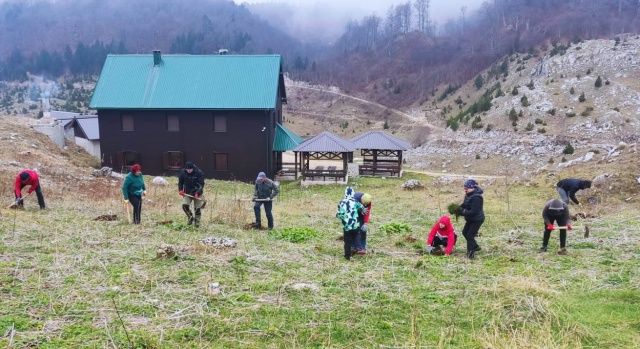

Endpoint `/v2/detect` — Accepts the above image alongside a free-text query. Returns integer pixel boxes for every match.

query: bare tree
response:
[414,0,431,34]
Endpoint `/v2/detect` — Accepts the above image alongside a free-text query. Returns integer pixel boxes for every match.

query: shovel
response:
[184,193,207,209]
[124,201,132,223]
[8,192,33,209]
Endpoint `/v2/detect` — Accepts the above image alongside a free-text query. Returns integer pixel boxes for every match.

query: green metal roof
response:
[90,54,285,110]
[273,123,304,151]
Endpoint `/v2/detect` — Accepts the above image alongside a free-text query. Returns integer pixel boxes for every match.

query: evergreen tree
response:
[595,76,602,88]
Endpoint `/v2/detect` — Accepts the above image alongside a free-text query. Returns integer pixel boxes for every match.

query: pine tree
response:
[595,76,602,88]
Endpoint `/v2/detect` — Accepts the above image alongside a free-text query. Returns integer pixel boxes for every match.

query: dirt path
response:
[404,169,506,179]
[290,84,443,131]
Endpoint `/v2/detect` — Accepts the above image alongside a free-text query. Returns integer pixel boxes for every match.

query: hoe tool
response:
[8,192,33,209]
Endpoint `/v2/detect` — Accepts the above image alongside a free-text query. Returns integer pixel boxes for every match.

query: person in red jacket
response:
[14,170,46,209]
[351,192,372,255]
[426,215,457,256]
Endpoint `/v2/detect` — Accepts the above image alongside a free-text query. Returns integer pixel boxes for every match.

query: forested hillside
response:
[1,0,640,111]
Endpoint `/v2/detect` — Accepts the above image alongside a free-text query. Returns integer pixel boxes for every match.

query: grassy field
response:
[1,169,639,349]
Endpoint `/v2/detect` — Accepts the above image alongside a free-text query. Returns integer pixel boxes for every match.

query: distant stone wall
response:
[31,123,65,148]
[75,137,100,158]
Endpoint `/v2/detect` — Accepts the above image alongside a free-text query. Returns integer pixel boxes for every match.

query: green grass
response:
[0,173,639,348]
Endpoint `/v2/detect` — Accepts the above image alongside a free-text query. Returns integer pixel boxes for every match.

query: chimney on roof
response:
[153,50,161,65]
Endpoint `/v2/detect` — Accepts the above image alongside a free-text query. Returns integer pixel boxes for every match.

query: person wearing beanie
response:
[14,169,46,209]
[178,162,206,228]
[556,178,592,205]
[426,215,457,256]
[336,186,366,260]
[460,178,485,259]
[352,192,372,254]
[121,164,146,224]
[541,198,572,255]
[253,171,280,230]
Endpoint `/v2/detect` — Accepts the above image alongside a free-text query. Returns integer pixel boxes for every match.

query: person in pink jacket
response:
[426,215,457,256]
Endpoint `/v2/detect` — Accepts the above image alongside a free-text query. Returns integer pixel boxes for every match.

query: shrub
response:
[569,87,575,95]
[509,107,518,121]
[563,143,574,154]
[474,75,485,90]
[485,124,493,132]
[537,128,546,133]
[586,68,592,75]
[595,76,602,88]
[547,108,556,116]
[511,86,519,95]
[380,222,412,235]
[520,95,529,107]
[605,79,610,85]
[268,227,321,243]
[613,107,620,112]
[475,154,481,159]
[534,118,544,124]
[566,111,576,117]
[548,157,554,164]
[525,122,534,131]
[579,92,586,102]
[526,81,535,90]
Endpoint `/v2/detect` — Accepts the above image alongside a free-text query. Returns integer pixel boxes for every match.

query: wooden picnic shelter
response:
[351,131,411,177]
[293,131,355,182]
[273,123,304,179]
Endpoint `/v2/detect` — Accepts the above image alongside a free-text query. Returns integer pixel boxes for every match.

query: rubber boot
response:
[194,208,201,228]
[182,204,193,225]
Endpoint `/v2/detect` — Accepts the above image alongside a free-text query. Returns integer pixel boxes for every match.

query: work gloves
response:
[361,223,368,233]
[362,207,369,215]
[124,199,129,203]
[15,197,23,205]
[426,246,434,254]
[143,190,147,198]
[567,224,573,230]
[179,190,184,196]
[546,223,554,231]
[195,193,199,199]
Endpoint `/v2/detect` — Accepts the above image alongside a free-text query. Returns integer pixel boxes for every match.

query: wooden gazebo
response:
[351,131,411,177]
[273,123,304,179]
[294,131,355,182]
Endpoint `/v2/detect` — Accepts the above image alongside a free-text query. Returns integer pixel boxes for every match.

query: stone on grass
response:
[156,244,176,259]
[152,176,169,186]
[401,179,424,190]
[198,237,238,248]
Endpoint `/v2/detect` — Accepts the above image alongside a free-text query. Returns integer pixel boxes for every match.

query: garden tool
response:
[124,201,132,223]
[8,192,32,209]
[556,225,590,238]
[183,193,207,209]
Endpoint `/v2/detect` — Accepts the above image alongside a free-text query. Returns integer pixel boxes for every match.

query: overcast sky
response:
[234,0,484,42]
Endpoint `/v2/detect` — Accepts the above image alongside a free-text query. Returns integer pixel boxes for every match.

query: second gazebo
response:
[351,131,411,177]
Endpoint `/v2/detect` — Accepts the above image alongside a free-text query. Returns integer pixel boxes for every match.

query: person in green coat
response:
[121,164,147,224]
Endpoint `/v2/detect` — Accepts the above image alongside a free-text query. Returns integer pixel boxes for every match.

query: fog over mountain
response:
[235,0,483,43]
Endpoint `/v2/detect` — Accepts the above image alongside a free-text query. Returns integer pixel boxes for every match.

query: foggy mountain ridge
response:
[1,0,640,114]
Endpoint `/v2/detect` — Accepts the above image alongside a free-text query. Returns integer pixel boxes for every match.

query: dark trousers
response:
[350,229,366,251]
[462,220,484,254]
[128,195,142,224]
[542,219,567,248]
[430,234,458,248]
[254,200,273,228]
[17,184,45,209]
[343,229,359,259]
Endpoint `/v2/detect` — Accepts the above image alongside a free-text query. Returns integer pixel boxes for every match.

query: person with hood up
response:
[351,192,372,255]
[541,198,572,255]
[253,171,280,230]
[178,161,205,228]
[426,215,457,256]
[556,178,591,206]
[121,164,146,224]
[336,187,366,260]
[460,179,485,259]
[14,169,46,209]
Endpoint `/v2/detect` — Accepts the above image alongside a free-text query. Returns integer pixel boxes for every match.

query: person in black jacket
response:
[460,179,485,259]
[178,162,205,228]
[541,198,572,255]
[556,178,591,205]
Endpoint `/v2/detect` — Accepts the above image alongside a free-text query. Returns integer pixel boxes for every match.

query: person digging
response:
[541,198,572,255]
[252,172,280,230]
[178,162,205,228]
[13,169,46,210]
